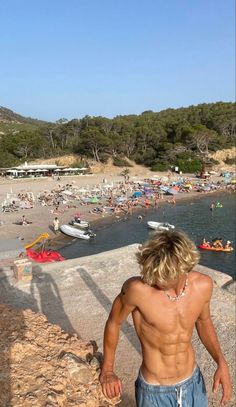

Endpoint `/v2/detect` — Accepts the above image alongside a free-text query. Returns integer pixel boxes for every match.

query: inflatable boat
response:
[198,245,233,252]
[147,221,175,231]
[26,248,65,263]
[69,219,90,229]
[60,224,95,239]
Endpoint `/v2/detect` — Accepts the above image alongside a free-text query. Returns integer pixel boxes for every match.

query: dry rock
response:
[0,304,120,407]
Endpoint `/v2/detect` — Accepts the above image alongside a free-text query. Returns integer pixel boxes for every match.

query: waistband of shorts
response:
[136,365,200,393]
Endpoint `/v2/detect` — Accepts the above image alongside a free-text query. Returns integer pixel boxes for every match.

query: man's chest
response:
[136,296,204,334]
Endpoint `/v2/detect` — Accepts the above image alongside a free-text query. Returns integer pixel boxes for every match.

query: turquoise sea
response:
[60,192,236,278]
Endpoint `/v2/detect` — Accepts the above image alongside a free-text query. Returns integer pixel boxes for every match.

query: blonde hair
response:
[136,230,199,286]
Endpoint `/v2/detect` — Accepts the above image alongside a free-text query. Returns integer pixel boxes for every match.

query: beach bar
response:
[0,163,89,178]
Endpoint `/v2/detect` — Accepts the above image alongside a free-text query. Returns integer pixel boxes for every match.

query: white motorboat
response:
[147,221,175,231]
[69,219,90,229]
[60,224,95,240]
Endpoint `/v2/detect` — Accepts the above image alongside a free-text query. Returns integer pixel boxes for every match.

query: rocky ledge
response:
[0,304,119,407]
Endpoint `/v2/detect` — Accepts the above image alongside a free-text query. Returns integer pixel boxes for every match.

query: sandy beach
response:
[0,172,233,254]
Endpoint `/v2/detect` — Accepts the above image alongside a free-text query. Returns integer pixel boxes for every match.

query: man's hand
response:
[99,371,122,399]
[213,362,232,405]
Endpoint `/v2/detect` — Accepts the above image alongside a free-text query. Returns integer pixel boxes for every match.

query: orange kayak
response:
[198,245,233,252]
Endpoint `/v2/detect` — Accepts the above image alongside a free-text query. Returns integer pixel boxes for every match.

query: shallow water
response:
[60,192,236,278]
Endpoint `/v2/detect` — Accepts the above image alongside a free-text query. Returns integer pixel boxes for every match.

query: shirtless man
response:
[213,238,223,249]
[100,230,232,406]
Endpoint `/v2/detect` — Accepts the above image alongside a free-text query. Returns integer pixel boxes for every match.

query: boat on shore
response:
[69,219,90,229]
[26,248,65,262]
[60,224,96,240]
[147,221,175,231]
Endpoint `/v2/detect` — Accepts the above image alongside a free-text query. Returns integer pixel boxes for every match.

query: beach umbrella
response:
[79,167,88,171]
[160,186,169,192]
[41,169,48,172]
[27,169,35,173]
[90,197,99,203]
[133,180,145,184]
[54,169,61,172]
[171,185,180,190]
[63,190,73,195]
[166,188,178,195]
[116,197,127,203]
[18,170,26,173]
[132,191,142,198]
[35,169,43,172]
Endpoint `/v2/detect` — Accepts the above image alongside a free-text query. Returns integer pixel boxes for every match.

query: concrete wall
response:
[0,244,235,406]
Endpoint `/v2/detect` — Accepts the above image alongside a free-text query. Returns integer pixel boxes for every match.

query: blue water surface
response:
[60,193,236,278]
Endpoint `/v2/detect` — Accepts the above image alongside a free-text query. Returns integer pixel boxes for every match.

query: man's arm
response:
[195,277,232,405]
[100,279,137,399]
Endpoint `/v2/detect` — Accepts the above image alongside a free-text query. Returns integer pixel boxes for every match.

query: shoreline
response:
[51,189,234,260]
[88,188,231,230]
[0,174,234,257]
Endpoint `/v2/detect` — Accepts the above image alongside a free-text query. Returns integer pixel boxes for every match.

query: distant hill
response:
[0,106,50,134]
[0,102,235,172]
[0,106,48,124]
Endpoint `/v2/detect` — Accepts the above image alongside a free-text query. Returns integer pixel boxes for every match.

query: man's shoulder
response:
[190,270,213,284]
[121,277,149,305]
[122,276,148,294]
[190,270,213,295]
[123,276,144,288]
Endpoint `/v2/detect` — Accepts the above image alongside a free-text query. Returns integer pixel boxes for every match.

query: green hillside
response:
[0,102,235,171]
[0,106,49,134]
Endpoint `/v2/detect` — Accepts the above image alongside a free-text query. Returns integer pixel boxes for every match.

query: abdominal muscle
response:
[140,342,195,385]
[133,312,196,385]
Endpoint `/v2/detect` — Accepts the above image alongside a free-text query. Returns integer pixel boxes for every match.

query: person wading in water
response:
[100,230,232,406]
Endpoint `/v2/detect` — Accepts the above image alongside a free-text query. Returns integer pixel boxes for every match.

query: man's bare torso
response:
[128,271,210,385]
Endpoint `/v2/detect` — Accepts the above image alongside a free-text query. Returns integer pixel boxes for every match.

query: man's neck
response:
[165,275,188,296]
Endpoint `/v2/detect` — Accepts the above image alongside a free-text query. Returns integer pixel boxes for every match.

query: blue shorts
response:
[135,365,208,407]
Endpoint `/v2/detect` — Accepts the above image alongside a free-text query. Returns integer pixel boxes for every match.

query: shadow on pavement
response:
[31,266,78,335]
[77,267,141,355]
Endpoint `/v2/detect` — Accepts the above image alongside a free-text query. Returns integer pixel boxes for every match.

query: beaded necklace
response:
[164,276,188,302]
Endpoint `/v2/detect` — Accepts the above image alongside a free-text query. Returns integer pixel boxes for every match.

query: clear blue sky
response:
[0,0,235,121]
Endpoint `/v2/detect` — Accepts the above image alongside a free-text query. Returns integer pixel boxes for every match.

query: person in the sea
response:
[210,202,215,211]
[224,240,232,250]
[201,237,211,247]
[212,238,223,248]
[100,230,232,406]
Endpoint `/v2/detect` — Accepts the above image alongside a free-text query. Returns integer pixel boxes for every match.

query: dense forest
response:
[0,102,235,172]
